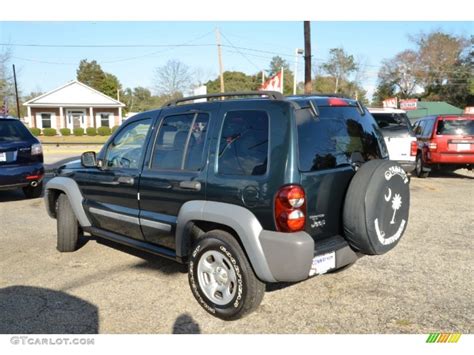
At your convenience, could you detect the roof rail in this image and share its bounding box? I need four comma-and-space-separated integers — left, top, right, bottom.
163, 91, 284, 107
287, 93, 353, 99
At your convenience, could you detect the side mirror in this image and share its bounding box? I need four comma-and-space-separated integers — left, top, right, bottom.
81, 151, 97, 168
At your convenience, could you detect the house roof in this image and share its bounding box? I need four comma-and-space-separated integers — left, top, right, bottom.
406, 101, 463, 120
23, 80, 125, 108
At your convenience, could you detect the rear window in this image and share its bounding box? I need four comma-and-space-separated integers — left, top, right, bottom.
296, 107, 388, 172
0, 120, 32, 141
436, 119, 474, 136
370, 112, 412, 134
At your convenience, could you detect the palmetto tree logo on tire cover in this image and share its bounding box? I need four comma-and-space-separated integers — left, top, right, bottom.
390, 193, 402, 224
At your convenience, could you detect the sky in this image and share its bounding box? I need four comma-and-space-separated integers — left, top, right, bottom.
1, 21, 472, 100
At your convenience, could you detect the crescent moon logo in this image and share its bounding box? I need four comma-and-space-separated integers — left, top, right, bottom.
384, 187, 392, 202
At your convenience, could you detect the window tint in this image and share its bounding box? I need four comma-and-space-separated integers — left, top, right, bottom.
296, 106, 387, 172
105, 118, 151, 169
436, 119, 474, 136
371, 113, 412, 133
414, 120, 426, 136
218, 110, 269, 176
0, 120, 32, 141
41, 114, 51, 129
152, 113, 209, 171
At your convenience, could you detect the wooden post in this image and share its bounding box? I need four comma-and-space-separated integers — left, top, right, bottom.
215, 28, 225, 93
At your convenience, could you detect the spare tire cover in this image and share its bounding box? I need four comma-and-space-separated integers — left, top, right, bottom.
343, 160, 410, 255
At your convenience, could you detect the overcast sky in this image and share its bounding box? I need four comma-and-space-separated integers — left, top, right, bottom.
1, 21, 472, 99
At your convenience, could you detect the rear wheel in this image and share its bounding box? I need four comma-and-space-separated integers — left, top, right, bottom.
415, 153, 429, 178
56, 193, 81, 252
188, 230, 265, 320
22, 181, 43, 198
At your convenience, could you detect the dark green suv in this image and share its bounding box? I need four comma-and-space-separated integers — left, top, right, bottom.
44, 92, 410, 320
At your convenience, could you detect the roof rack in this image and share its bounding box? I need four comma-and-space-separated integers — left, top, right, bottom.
287, 93, 353, 100
163, 91, 284, 107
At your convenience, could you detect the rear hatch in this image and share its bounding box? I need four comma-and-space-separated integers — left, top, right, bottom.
0, 119, 40, 166
433, 116, 474, 154
295, 101, 388, 241
370, 112, 416, 162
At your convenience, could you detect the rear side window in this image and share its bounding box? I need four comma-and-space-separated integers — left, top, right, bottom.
296, 107, 387, 172
0, 120, 32, 141
436, 119, 474, 136
422, 119, 435, 137
218, 110, 269, 176
371, 112, 412, 135
152, 113, 209, 171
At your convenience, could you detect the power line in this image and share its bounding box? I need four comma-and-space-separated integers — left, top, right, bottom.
220, 31, 261, 71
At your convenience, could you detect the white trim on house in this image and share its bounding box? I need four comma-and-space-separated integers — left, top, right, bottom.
65, 109, 87, 130
36, 112, 57, 130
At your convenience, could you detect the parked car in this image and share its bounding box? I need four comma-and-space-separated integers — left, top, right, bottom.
44, 92, 410, 320
0, 116, 44, 198
368, 108, 416, 172
412, 115, 474, 177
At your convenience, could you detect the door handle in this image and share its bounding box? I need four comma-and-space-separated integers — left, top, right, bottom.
117, 176, 135, 185
179, 181, 201, 191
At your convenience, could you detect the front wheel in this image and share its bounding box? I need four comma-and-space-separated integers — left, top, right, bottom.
56, 193, 81, 252
188, 230, 265, 320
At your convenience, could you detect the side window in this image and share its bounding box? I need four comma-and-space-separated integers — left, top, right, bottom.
422, 119, 435, 137
414, 120, 426, 136
105, 118, 152, 169
218, 110, 269, 176
152, 113, 209, 171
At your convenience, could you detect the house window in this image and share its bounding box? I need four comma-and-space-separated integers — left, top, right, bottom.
41, 114, 52, 129
100, 113, 110, 127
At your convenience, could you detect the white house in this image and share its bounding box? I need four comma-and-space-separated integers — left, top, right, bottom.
23, 80, 125, 130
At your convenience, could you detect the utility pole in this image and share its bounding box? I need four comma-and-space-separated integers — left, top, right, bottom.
215, 27, 225, 93
262, 70, 265, 85
12, 64, 21, 118
293, 48, 304, 95
303, 21, 312, 94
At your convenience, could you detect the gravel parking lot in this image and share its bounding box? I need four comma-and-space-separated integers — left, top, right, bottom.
0, 166, 472, 334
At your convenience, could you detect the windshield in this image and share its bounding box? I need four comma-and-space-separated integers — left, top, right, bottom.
371, 113, 412, 132
436, 119, 474, 136
0, 120, 32, 141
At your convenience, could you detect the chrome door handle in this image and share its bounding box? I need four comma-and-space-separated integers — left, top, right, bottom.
179, 181, 201, 191
117, 176, 135, 185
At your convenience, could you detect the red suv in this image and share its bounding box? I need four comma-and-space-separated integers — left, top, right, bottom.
413, 115, 474, 177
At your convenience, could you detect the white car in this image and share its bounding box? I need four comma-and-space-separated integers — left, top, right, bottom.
368, 108, 417, 172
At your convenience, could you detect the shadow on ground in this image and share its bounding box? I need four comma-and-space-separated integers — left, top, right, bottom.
0, 286, 98, 333
172, 313, 201, 334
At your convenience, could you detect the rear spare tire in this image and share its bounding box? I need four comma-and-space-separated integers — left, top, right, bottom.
343, 160, 410, 255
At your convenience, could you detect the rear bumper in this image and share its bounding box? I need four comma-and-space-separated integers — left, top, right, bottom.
259, 230, 359, 282
0, 163, 44, 189
427, 152, 474, 165
396, 160, 416, 173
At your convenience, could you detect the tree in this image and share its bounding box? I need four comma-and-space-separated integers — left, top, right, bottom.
76, 60, 122, 99
372, 82, 396, 106
154, 60, 192, 97
377, 50, 421, 99
206, 71, 260, 94
321, 48, 358, 93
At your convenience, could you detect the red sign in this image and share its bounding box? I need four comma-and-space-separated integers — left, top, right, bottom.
464, 107, 474, 114
383, 97, 398, 109
260, 70, 283, 93
400, 99, 418, 111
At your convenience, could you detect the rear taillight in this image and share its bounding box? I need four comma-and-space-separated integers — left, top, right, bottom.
31, 143, 43, 155
410, 141, 417, 156
428, 142, 437, 151
275, 185, 306, 232
327, 98, 349, 106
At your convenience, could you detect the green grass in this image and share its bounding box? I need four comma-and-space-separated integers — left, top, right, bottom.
38, 135, 109, 144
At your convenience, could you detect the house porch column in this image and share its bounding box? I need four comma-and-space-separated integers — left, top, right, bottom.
59, 106, 64, 129
118, 107, 123, 125
89, 107, 94, 128
27, 106, 32, 127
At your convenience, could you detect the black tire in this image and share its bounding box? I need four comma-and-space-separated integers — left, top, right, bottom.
343, 160, 410, 255
56, 193, 80, 252
188, 230, 265, 320
22, 181, 43, 199
415, 153, 429, 178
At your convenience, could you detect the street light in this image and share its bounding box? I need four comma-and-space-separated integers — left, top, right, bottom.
293, 48, 304, 95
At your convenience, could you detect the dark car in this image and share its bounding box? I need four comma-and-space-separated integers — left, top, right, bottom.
44, 92, 410, 320
0, 117, 44, 198
412, 115, 474, 177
